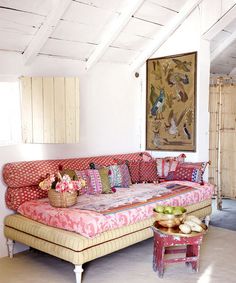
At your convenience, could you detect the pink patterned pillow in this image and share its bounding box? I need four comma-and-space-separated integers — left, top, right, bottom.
75, 169, 102, 195
119, 163, 132, 187
156, 154, 186, 178
140, 160, 159, 183
87, 169, 103, 194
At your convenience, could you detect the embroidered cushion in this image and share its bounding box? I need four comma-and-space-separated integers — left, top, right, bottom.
171, 167, 203, 184
118, 163, 132, 187
113, 158, 136, 185
98, 167, 112, 194
87, 169, 103, 194
166, 162, 208, 184
108, 165, 123, 187
75, 169, 102, 194
156, 154, 186, 178
179, 162, 208, 174
91, 161, 131, 188
139, 160, 159, 183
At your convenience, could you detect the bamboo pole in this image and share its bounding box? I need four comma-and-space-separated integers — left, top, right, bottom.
216, 78, 222, 210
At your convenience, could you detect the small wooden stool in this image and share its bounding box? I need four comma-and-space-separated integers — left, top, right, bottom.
152, 222, 206, 278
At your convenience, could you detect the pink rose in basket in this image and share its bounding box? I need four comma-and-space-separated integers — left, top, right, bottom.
39, 172, 85, 193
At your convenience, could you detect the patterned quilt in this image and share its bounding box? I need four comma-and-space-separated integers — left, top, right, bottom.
17, 181, 214, 238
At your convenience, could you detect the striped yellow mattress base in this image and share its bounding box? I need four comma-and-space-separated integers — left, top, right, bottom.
4, 199, 212, 265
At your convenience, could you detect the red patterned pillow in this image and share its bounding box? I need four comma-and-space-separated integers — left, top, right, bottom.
174, 167, 203, 184
156, 154, 186, 178
140, 160, 159, 183
179, 162, 208, 174
127, 160, 140, 183
166, 162, 208, 184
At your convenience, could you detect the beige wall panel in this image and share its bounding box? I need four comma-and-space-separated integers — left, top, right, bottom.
209, 131, 217, 150
21, 77, 32, 143
32, 77, 43, 143
75, 78, 80, 143
221, 169, 231, 197
221, 150, 236, 170
209, 86, 219, 113
43, 77, 55, 143
209, 80, 236, 199
21, 77, 80, 144
221, 169, 236, 198
221, 113, 236, 131
209, 149, 217, 167
209, 113, 217, 132
221, 132, 236, 151
221, 86, 236, 114
54, 77, 65, 143
65, 78, 76, 143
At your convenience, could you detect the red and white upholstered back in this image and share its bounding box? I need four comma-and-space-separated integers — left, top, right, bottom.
3, 152, 150, 210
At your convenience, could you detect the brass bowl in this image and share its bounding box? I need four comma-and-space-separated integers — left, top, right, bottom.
153, 212, 186, 228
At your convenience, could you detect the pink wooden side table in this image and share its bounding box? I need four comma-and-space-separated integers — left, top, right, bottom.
152, 222, 206, 278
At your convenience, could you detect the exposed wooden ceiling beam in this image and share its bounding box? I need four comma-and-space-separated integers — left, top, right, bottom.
86, 0, 145, 70
23, 0, 71, 65
129, 0, 204, 72
202, 3, 236, 41
211, 30, 236, 62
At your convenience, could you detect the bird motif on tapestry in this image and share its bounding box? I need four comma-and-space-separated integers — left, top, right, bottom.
165, 108, 188, 136
183, 123, 191, 139
166, 70, 189, 102
172, 59, 192, 72
150, 86, 165, 119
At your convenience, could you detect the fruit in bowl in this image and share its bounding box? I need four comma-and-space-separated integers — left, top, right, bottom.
153, 205, 187, 228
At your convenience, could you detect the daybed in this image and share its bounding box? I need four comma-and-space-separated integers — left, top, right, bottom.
3, 152, 213, 283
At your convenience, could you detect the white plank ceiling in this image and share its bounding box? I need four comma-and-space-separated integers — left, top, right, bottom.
0, 0, 191, 66
1, 0, 234, 74
211, 17, 236, 75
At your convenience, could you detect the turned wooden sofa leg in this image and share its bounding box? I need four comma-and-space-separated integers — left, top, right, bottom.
204, 215, 211, 227
74, 265, 83, 283
7, 239, 14, 258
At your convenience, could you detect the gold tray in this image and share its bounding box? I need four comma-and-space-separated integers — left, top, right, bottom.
152, 221, 208, 237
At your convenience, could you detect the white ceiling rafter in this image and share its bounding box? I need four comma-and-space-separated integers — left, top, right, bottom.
85, 0, 145, 71
202, 3, 236, 41
129, 0, 204, 73
23, 0, 71, 65
211, 30, 236, 62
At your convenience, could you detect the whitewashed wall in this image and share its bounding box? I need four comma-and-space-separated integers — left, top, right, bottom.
0, 61, 142, 257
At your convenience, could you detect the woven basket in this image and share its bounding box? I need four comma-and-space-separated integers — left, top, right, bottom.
48, 189, 77, 208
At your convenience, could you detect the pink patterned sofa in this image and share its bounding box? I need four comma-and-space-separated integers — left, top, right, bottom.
3, 152, 213, 283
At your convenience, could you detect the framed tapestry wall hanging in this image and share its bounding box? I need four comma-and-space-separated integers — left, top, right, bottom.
146, 51, 197, 152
